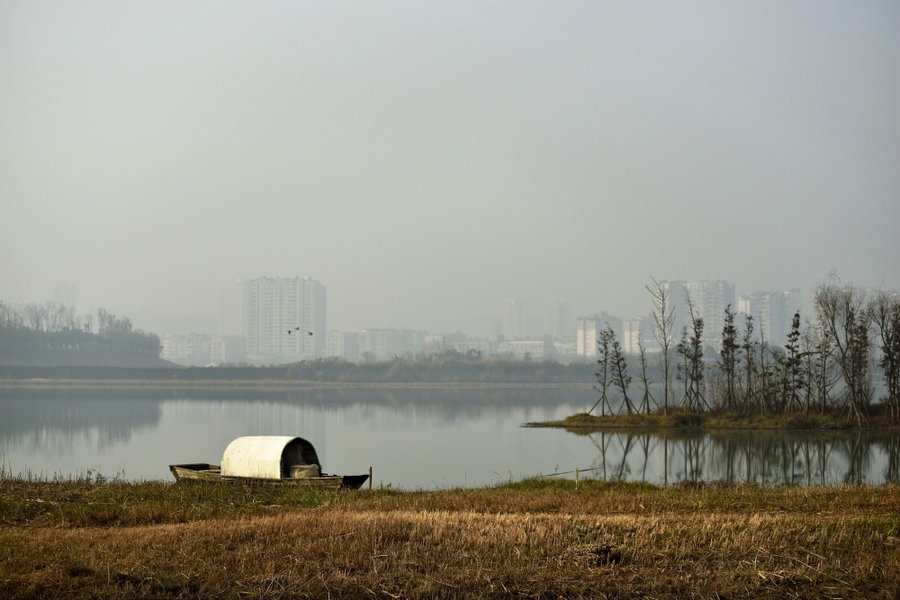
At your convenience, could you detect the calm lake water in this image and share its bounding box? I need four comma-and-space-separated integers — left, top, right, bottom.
1, 387, 897, 489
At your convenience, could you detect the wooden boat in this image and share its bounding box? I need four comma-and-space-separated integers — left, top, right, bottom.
169, 436, 369, 490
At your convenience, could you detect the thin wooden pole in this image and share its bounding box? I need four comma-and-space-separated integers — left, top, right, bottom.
368, 466, 373, 490
575, 468, 580, 489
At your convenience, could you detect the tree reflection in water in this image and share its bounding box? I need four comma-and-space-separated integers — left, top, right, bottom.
579, 429, 898, 485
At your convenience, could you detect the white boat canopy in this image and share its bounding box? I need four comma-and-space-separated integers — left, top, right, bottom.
220, 436, 322, 480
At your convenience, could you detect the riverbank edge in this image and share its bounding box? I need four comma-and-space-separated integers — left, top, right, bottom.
526, 411, 900, 431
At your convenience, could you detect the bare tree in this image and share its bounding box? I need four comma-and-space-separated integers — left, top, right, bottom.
802, 319, 838, 415
647, 277, 675, 414
676, 326, 691, 409
637, 340, 655, 415
870, 291, 900, 421
814, 278, 872, 425
24, 303, 48, 331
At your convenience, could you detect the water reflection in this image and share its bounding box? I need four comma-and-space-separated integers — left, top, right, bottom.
0, 395, 161, 456
572, 429, 899, 486
1, 388, 896, 488
0, 387, 592, 485
0, 386, 594, 451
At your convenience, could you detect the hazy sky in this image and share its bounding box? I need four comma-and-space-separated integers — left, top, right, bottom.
2, 1, 899, 335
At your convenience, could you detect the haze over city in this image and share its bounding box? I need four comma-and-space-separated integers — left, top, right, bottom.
2, 2, 899, 337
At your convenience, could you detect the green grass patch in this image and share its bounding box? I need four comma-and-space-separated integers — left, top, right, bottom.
4, 472, 897, 528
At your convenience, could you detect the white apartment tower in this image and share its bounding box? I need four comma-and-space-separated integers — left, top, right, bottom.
241, 277, 326, 363
662, 280, 735, 351
576, 313, 622, 358
737, 289, 802, 347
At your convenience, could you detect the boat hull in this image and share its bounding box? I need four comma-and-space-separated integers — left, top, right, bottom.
169, 463, 368, 489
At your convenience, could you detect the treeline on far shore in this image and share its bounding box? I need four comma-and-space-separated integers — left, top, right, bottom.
0, 356, 595, 385
0, 303, 165, 368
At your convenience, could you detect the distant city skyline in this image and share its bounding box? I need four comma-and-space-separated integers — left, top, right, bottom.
144, 275, 881, 365
21, 274, 882, 343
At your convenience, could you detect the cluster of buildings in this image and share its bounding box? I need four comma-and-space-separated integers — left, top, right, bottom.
160, 277, 804, 367
574, 282, 803, 361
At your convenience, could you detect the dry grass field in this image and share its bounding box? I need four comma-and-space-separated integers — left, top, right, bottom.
1, 476, 898, 599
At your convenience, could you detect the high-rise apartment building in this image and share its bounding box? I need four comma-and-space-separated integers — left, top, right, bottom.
502, 299, 531, 340
684, 280, 735, 350
576, 313, 622, 358
358, 329, 426, 362
622, 316, 654, 354
241, 277, 326, 363
662, 280, 735, 351
543, 299, 570, 341
737, 289, 802, 347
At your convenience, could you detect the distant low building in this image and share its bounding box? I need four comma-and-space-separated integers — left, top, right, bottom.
497, 340, 550, 361
162, 334, 246, 366
325, 331, 359, 362
358, 329, 426, 362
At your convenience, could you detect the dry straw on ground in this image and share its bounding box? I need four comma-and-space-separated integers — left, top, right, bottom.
1, 478, 898, 599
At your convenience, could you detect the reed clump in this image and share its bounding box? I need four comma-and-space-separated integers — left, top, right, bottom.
1, 474, 898, 599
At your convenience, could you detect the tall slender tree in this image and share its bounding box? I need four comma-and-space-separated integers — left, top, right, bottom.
870, 291, 900, 421
637, 340, 655, 415
684, 295, 706, 411
782, 311, 804, 412
647, 277, 675, 415
741, 314, 756, 412
719, 304, 739, 411
588, 327, 616, 416
609, 335, 634, 415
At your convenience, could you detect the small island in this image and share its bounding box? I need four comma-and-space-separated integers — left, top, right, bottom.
530, 408, 900, 431
538, 279, 900, 432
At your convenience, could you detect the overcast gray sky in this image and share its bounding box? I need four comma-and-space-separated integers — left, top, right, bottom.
2, 1, 899, 335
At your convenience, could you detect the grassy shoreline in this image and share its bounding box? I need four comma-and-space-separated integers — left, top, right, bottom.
529, 410, 900, 431
1, 477, 898, 599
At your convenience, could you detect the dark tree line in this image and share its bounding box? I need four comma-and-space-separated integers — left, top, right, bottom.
0, 302, 162, 366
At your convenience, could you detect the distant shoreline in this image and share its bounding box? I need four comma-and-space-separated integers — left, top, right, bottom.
0, 363, 595, 387
0, 378, 591, 390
